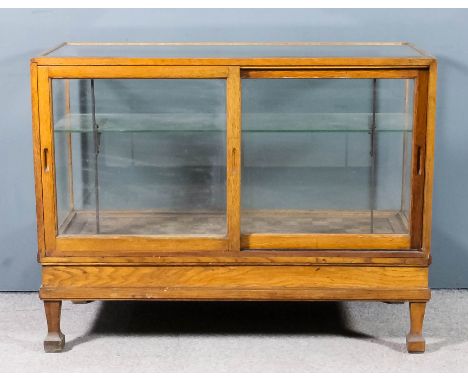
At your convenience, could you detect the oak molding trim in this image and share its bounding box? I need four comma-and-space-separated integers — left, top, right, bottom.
39, 286, 431, 301
41, 250, 429, 267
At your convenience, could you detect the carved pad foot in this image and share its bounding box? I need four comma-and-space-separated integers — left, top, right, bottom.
406, 333, 425, 353
44, 332, 65, 353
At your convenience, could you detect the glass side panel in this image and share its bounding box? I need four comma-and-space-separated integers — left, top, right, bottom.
52, 79, 226, 236
241, 78, 414, 235
47, 43, 425, 58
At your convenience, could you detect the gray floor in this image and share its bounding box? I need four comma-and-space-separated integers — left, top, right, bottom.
0, 290, 467, 372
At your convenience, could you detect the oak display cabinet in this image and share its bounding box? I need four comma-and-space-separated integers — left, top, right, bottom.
30, 42, 437, 353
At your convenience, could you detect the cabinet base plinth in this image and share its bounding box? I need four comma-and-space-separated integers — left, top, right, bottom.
40, 264, 429, 352
40, 264, 430, 301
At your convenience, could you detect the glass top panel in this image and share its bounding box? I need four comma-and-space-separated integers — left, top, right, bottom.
46, 43, 426, 58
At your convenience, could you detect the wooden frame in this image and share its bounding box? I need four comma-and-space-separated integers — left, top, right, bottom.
31, 42, 437, 353
36, 65, 428, 254
36, 65, 237, 253
32, 42, 434, 68
239, 68, 426, 250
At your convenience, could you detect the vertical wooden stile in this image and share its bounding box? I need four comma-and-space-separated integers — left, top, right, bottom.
37, 66, 57, 251
422, 62, 438, 254
409, 70, 429, 249
30, 62, 46, 258
226, 66, 241, 251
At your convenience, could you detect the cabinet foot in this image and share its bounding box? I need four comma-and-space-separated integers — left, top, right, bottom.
406, 302, 426, 353
44, 301, 65, 353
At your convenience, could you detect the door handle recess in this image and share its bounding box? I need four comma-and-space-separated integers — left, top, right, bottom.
232, 147, 237, 168
416, 145, 423, 176
43, 148, 49, 172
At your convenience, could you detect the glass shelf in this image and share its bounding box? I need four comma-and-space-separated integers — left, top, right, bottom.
54, 112, 412, 133
54, 113, 225, 133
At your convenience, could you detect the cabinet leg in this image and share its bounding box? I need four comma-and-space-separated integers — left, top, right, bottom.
44, 301, 65, 353
406, 302, 426, 353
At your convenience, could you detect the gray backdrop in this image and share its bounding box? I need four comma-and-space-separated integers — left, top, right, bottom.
0, 8, 466, 290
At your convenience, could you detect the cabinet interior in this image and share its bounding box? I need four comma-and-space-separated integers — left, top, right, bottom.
52, 76, 414, 239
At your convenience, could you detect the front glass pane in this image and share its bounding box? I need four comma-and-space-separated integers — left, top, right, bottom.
241, 78, 414, 235
52, 79, 226, 236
